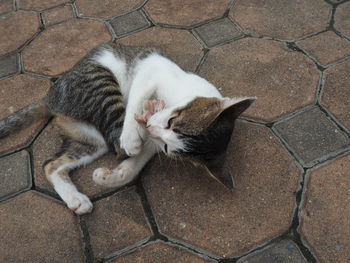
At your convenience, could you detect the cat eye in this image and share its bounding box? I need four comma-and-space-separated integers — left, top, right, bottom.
166, 117, 176, 129
164, 144, 168, 153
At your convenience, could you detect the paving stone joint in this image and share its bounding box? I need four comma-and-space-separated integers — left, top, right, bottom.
1, 0, 350, 262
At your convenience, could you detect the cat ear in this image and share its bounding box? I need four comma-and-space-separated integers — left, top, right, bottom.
218, 97, 256, 119
190, 157, 235, 189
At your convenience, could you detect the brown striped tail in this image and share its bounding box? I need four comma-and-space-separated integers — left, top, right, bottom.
0, 99, 52, 138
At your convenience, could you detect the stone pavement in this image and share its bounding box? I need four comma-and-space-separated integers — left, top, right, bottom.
0, 0, 350, 262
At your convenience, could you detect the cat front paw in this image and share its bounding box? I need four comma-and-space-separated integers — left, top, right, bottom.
93, 165, 135, 188
66, 192, 93, 215
120, 128, 142, 156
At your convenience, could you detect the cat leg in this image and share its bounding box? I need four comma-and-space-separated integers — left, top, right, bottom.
120, 74, 159, 156
93, 140, 157, 188
44, 118, 108, 214
44, 140, 107, 215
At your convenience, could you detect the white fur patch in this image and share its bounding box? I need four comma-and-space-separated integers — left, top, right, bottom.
93, 49, 129, 97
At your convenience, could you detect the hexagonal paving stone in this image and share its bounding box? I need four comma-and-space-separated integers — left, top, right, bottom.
0, 151, 31, 201
75, 0, 144, 19
118, 27, 203, 72
198, 38, 319, 122
142, 121, 301, 258
297, 31, 350, 66
0, 53, 18, 78
112, 242, 214, 262
274, 106, 350, 167
299, 154, 350, 263
0, 74, 50, 155
193, 18, 243, 48
0, 191, 84, 262
23, 19, 112, 76
110, 10, 151, 37
335, 2, 350, 38
18, 0, 69, 11
0, 11, 40, 56
0, 0, 13, 15
32, 123, 123, 199
145, 0, 231, 27
230, 0, 332, 40
43, 4, 75, 27
237, 240, 307, 263
83, 188, 151, 259
321, 61, 350, 131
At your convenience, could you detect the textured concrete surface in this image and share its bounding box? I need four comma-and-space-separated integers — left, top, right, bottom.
0, 75, 50, 154
42, 4, 75, 27
237, 240, 307, 263
143, 121, 301, 258
198, 38, 319, 122
112, 242, 215, 262
0, 53, 18, 78
0, 151, 31, 200
298, 31, 350, 66
193, 18, 243, 48
274, 107, 350, 167
230, 0, 332, 40
300, 154, 350, 263
1, 1, 349, 262
0, 192, 84, 262
83, 188, 152, 258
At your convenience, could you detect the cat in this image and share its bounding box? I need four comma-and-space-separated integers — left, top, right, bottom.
0, 42, 255, 215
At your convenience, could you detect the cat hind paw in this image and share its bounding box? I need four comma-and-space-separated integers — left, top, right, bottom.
66, 192, 93, 215
93, 166, 133, 188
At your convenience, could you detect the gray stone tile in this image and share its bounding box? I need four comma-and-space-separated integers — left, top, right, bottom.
110, 10, 151, 37
0, 151, 31, 200
0, 53, 18, 78
274, 107, 350, 167
193, 18, 242, 47
237, 240, 307, 263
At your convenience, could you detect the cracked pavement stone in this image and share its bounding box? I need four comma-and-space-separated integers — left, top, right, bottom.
274, 106, 350, 167
299, 154, 350, 263
0, 151, 31, 201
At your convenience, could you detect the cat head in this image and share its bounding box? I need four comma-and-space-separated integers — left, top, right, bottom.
135, 97, 255, 188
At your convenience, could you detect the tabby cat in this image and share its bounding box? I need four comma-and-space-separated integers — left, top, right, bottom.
0, 43, 255, 215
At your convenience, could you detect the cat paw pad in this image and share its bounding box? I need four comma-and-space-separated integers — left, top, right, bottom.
93, 166, 134, 188
66, 193, 93, 215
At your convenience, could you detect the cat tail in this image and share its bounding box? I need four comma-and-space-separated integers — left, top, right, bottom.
0, 99, 52, 138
